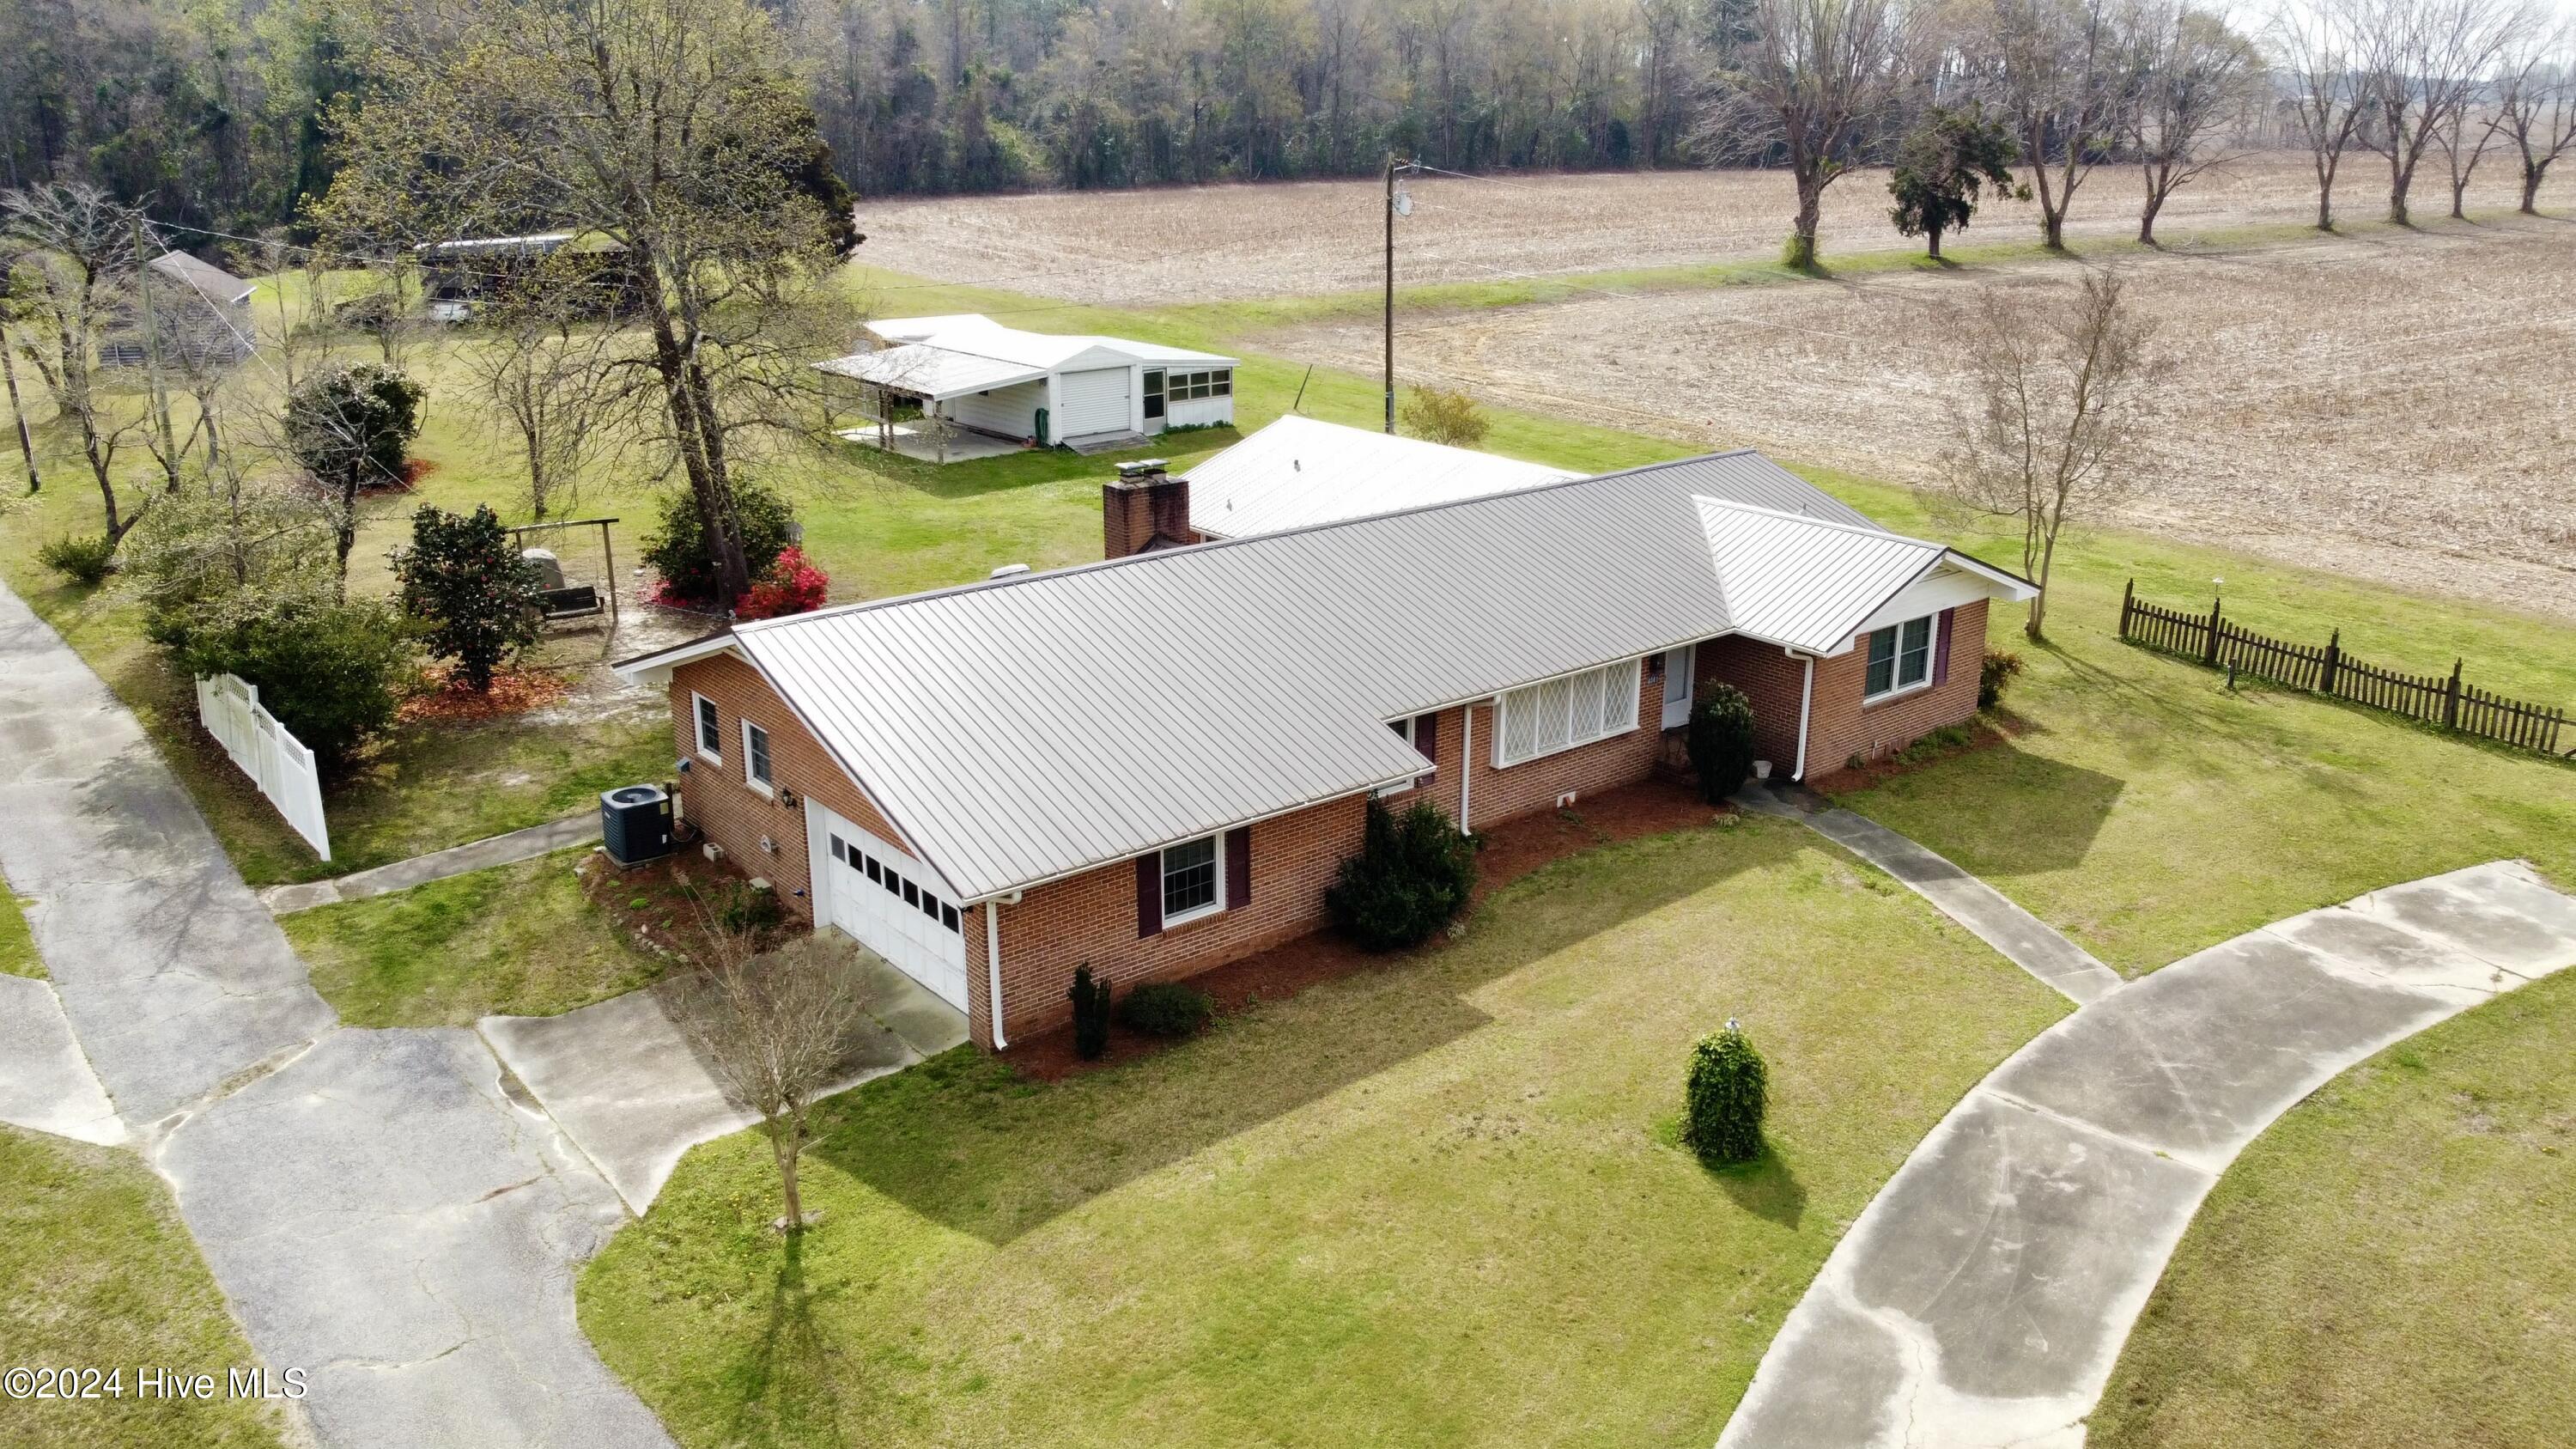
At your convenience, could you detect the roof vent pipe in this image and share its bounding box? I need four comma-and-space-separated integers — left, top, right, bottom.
991, 563, 1030, 578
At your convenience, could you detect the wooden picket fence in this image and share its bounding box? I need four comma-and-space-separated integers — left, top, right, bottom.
2118, 581, 2570, 758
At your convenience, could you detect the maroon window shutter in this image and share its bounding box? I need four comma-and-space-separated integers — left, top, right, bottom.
1136, 853, 1163, 936
1413, 713, 1438, 763
1933, 607, 1956, 686
1225, 826, 1251, 910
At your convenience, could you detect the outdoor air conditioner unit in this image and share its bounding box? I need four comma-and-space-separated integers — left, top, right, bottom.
599, 784, 674, 867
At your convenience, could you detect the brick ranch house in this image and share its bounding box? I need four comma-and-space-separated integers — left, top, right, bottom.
613, 449, 2033, 1050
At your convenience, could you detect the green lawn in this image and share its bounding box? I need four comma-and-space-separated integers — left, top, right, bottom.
0, 1127, 285, 1449
580, 817, 2068, 1448
283, 846, 666, 1026
2090, 966, 2576, 1449
1820, 472, 2576, 977
0, 891, 40, 978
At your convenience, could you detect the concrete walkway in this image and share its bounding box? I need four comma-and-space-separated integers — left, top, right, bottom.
0, 974, 125, 1145
1716, 859, 2576, 1449
263, 811, 600, 915
0, 581, 671, 1449
1741, 783, 2127, 1005
482, 951, 969, 1213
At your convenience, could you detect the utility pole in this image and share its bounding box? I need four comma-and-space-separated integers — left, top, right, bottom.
1383, 152, 1396, 435
130, 216, 180, 490
0, 318, 38, 493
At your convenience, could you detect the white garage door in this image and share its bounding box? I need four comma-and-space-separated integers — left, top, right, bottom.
811, 804, 969, 1012
1056, 366, 1132, 436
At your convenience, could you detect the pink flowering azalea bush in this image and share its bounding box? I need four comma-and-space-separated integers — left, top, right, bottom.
733, 547, 829, 620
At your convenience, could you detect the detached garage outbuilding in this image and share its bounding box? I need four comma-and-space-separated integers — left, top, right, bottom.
817, 314, 1237, 460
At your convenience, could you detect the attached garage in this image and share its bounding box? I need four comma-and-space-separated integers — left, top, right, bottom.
808, 802, 969, 1012
1054, 366, 1133, 439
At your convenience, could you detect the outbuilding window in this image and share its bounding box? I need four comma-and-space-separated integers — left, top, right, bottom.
742, 719, 774, 795
1143, 369, 1165, 421
694, 694, 721, 762
1161, 834, 1222, 923
1492, 658, 1642, 768
1866, 615, 1937, 701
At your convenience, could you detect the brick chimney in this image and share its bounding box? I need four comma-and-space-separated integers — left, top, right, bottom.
1102, 460, 1200, 559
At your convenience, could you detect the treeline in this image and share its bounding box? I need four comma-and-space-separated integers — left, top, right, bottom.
0, 0, 1721, 230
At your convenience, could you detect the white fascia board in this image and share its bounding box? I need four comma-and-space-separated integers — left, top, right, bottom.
611, 635, 744, 689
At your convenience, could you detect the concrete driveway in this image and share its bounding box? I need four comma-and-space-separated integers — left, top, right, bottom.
0, 583, 672, 1449
1716, 859, 2576, 1449
481, 950, 964, 1214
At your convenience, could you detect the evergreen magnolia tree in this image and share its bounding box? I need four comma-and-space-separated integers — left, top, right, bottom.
1683, 1021, 1769, 1166
1887, 104, 2024, 259
393, 504, 544, 692
318, 0, 860, 611
283, 362, 423, 584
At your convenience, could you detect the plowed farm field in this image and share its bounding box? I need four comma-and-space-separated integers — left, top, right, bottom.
1268, 218, 2576, 618
858, 152, 2530, 307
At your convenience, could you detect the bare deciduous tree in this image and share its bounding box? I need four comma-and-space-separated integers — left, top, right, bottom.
1942, 270, 2162, 640
2269, 0, 2369, 230
2354, 0, 2528, 226
2124, 1, 2265, 245
2494, 21, 2576, 212
2, 182, 153, 542
1699, 0, 1920, 271
464, 306, 631, 521
1978, 0, 2126, 250
679, 916, 875, 1234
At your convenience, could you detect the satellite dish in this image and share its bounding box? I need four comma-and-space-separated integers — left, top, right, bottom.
1393, 183, 1413, 218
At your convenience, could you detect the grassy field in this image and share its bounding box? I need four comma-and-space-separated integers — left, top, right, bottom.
281, 846, 666, 1026
580, 816, 2068, 1448
2090, 967, 2576, 1448
0, 1127, 285, 1449
0, 891, 40, 978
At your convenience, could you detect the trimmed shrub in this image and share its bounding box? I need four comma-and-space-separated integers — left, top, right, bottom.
1324, 799, 1478, 952
1067, 964, 1112, 1059
735, 545, 829, 621
1978, 649, 2026, 711
640, 480, 797, 609
174, 590, 416, 773
1686, 683, 1759, 802
1683, 1023, 1768, 1166
283, 362, 425, 496
1117, 980, 1214, 1038
37, 534, 115, 587
393, 503, 545, 691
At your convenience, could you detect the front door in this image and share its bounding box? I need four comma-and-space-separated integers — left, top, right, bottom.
1661, 646, 1696, 729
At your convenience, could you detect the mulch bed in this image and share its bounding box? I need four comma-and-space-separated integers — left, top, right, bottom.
1801, 713, 2021, 795
574, 845, 805, 967
397, 665, 575, 725
1004, 776, 1731, 1083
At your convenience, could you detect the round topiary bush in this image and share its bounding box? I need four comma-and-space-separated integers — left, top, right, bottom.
1686, 683, 1759, 803
1682, 1022, 1768, 1166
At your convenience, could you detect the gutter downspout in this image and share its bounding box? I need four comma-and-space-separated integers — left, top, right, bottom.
1459, 700, 1480, 835
983, 892, 1022, 1050
1788, 648, 1816, 782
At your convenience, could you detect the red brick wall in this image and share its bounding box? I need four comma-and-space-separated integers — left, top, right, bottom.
666, 653, 914, 920
1698, 636, 1811, 777
1694, 602, 1988, 779
1102, 475, 1200, 558
979, 793, 1370, 1044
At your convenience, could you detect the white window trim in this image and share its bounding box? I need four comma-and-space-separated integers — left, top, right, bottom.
1160, 833, 1226, 927
1863, 613, 1940, 705
1491, 658, 1643, 770
692, 692, 723, 764
741, 718, 774, 798
1377, 716, 1417, 798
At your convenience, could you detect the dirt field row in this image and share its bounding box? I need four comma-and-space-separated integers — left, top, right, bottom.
1266, 217, 2576, 620
859, 152, 2539, 307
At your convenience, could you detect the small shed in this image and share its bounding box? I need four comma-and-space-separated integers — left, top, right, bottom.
816, 314, 1236, 460
103, 253, 257, 368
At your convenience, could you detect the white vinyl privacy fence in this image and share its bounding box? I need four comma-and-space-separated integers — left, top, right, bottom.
196, 673, 330, 861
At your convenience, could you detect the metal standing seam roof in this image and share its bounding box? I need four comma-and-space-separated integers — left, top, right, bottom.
620, 450, 2026, 903
1186, 415, 1578, 538
866, 314, 1237, 369
814, 344, 1049, 400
